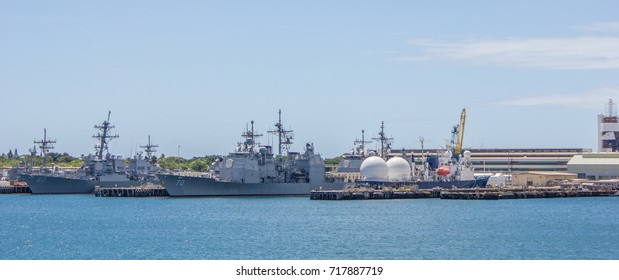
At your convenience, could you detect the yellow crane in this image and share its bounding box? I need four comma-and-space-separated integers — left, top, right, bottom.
453, 108, 466, 157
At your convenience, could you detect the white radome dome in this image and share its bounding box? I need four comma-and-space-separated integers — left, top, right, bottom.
386, 157, 411, 181
463, 150, 471, 158
360, 156, 388, 181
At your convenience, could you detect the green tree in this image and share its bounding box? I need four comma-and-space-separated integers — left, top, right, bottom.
324, 156, 342, 165
156, 156, 217, 172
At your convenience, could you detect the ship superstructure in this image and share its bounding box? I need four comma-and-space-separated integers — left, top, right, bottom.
20, 112, 158, 194
33, 128, 56, 173
333, 130, 371, 182
158, 111, 345, 196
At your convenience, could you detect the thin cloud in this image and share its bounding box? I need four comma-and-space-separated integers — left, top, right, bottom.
495, 88, 619, 108
391, 56, 430, 62
403, 37, 619, 69
573, 21, 619, 32
357, 50, 400, 56
0, 13, 68, 23
274, 25, 296, 30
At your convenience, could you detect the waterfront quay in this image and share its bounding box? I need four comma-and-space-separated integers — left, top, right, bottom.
311, 186, 618, 200
310, 187, 441, 200
95, 185, 169, 197
440, 186, 617, 200
0, 185, 31, 194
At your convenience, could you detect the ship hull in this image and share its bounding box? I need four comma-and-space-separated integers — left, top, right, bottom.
21, 174, 148, 194
158, 174, 345, 197
21, 174, 97, 194
416, 177, 489, 189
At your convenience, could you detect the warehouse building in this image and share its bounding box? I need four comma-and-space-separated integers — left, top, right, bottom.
510, 171, 576, 187
567, 153, 619, 180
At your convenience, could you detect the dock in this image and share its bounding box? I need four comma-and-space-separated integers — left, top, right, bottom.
0, 185, 31, 194
440, 186, 618, 200
310, 187, 440, 200
95, 185, 169, 197
311, 186, 618, 201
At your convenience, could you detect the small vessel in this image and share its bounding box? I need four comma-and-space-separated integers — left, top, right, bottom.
20, 112, 158, 194
158, 110, 346, 196
412, 108, 489, 188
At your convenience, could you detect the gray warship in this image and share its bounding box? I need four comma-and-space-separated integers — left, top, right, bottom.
158, 111, 346, 196
21, 112, 158, 194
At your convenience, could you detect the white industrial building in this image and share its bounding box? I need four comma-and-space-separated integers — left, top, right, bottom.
564, 99, 619, 180
567, 153, 619, 180
395, 148, 589, 172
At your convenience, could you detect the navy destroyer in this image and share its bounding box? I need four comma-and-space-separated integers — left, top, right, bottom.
158, 111, 346, 196
21, 112, 158, 194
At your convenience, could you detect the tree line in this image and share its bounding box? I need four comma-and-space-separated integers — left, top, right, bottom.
156, 155, 220, 172
0, 151, 82, 168
1, 151, 342, 172
0, 150, 221, 172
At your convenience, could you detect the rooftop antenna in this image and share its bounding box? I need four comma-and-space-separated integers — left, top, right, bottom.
33, 128, 56, 171
93, 111, 119, 160
608, 99, 615, 117
268, 109, 294, 156
372, 121, 393, 158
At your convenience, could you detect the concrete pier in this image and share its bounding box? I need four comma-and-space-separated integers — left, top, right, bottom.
440, 187, 618, 200
310, 187, 440, 200
95, 185, 169, 197
311, 186, 618, 201
0, 185, 31, 194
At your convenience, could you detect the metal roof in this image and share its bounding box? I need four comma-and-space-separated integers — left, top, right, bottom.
512, 171, 576, 176
567, 154, 619, 166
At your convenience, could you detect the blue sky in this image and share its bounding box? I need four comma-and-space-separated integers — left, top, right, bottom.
1, 1, 618, 158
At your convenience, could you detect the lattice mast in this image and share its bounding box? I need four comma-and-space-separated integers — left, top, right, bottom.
140, 135, 159, 160
372, 121, 393, 158
241, 120, 263, 152
268, 110, 294, 156
93, 111, 119, 159
354, 130, 372, 156
33, 128, 56, 170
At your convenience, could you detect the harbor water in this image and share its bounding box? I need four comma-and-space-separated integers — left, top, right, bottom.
1, 195, 617, 260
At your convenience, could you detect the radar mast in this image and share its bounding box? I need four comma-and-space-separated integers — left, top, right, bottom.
372, 121, 393, 158
268, 110, 294, 156
93, 111, 119, 160
140, 135, 159, 161
240, 120, 263, 152
353, 130, 372, 156
33, 128, 56, 171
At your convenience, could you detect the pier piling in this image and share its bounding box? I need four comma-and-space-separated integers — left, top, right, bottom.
95, 186, 169, 197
